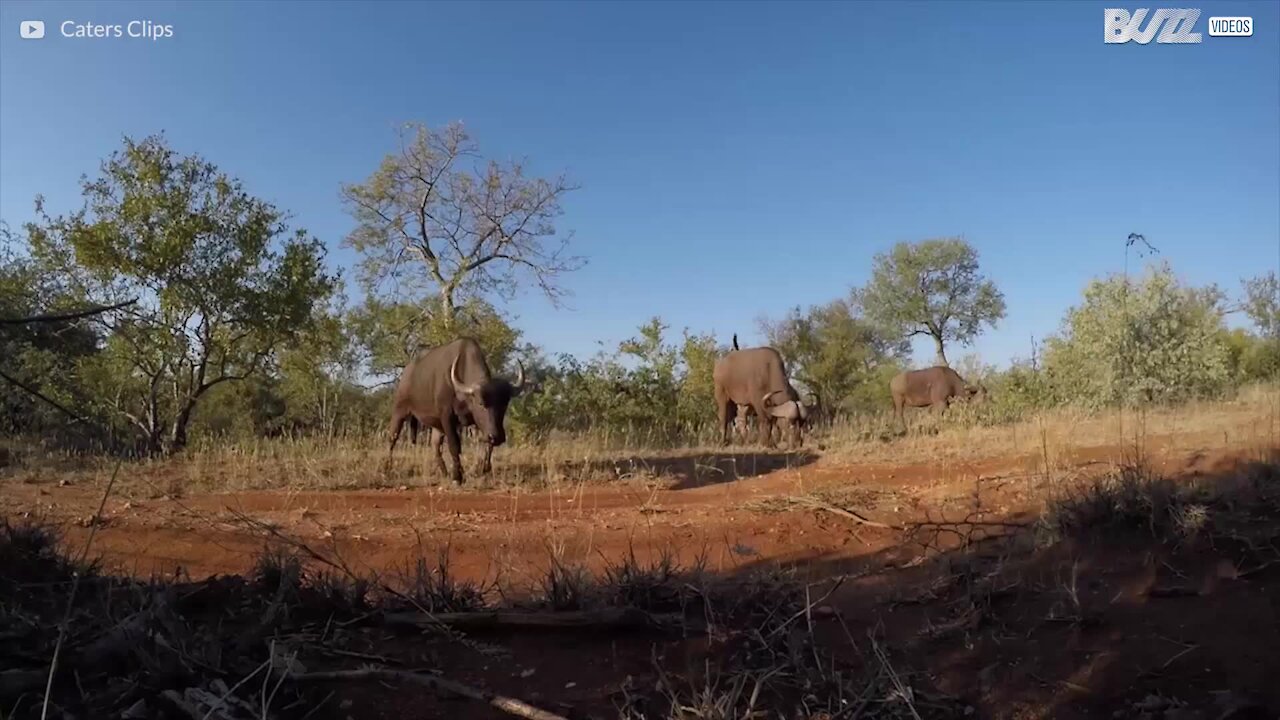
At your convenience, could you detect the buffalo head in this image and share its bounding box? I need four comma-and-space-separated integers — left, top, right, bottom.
450, 357, 526, 447
763, 391, 811, 425
966, 384, 988, 403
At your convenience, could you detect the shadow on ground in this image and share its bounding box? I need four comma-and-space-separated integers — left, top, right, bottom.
397, 446, 823, 490
6, 452, 1277, 720
714, 453, 1280, 720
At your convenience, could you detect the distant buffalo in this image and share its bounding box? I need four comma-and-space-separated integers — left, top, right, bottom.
889, 366, 985, 430
388, 338, 525, 484
714, 342, 809, 448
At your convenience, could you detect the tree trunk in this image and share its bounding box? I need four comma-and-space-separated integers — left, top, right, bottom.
166, 399, 198, 453
932, 334, 949, 367
440, 287, 457, 334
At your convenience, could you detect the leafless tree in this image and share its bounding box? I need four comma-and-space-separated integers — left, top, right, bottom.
342, 122, 584, 332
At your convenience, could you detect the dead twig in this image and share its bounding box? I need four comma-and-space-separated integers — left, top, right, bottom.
765, 575, 846, 640
784, 495, 899, 530
869, 632, 923, 720
382, 607, 685, 632
290, 669, 569, 720
41, 458, 122, 720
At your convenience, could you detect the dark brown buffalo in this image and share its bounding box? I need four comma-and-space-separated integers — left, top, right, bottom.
889, 366, 985, 429
714, 345, 809, 448
387, 338, 525, 484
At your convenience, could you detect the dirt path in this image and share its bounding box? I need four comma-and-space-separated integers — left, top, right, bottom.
1, 435, 1251, 585
4, 423, 1278, 720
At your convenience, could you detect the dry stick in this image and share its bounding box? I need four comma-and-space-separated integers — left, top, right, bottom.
0, 369, 90, 425
383, 607, 684, 632
40, 458, 123, 720
1160, 643, 1200, 670
785, 495, 899, 530
290, 669, 568, 720
869, 633, 923, 720
764, 575, 847, 640
199, 658, 271, 720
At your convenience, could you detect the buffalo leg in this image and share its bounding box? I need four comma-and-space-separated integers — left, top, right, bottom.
480, 442, 494, 475
431, 429, 448, 477
717, 397, 735, 447
893, 396, 907, 433
408, 416, 420, 445
442, 417, 465, 485
752, 400, 775, 448
387, 409, 410, 462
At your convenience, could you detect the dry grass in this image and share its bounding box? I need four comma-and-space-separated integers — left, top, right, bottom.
3, 385, 1277, 495
1, 515, 966, 720
824, 383, 1279, 466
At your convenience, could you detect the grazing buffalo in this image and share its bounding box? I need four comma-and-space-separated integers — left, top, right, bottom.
889, 366, 985, 430
714, 344, 809, 448
388, 338, 525, 484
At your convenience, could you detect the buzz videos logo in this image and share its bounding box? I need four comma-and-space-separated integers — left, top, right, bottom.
1105, 8, 1203, 43
1105, 8, 1254, 43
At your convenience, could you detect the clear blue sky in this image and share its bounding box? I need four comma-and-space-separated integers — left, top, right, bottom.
2, 1, 1277, 367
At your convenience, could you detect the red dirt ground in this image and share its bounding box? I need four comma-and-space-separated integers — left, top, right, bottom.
3, 436, 1278, 719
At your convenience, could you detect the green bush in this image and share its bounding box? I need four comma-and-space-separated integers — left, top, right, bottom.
1042, 262, 1232, 408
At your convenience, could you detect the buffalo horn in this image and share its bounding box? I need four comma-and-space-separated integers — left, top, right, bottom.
513, 360, 526, 393
450, 356, 480, 396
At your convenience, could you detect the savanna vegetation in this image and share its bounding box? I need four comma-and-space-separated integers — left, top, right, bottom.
4, 126, 1280, 720
3, 127, 1277, 464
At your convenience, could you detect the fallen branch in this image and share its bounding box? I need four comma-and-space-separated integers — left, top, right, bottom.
383, 607, 685, 632
1147, 585, 1200, 599
785, 495, 899, 530
290, 669, 568, 720
0, 298, 138, 325
0, 668, 44, 699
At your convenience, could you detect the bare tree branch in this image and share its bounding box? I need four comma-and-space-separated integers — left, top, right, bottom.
0, 298, 138, 325
0, 369, 89, 425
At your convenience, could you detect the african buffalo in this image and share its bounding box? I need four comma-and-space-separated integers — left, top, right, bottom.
714, 344, 809, 448
889, 366, 985, 430
388, 338, 525, 484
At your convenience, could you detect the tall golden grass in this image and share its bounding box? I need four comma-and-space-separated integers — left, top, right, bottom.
4, 383, 1277, 496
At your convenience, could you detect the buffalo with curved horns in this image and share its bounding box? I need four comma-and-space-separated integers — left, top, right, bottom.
387, 338, 525, 484
714, 342, 809, 448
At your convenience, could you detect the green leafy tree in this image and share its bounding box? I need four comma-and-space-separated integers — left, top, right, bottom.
1238, 273, 1280, 381
0, 229, 104, 434
275, 309, 362, 437
1042, 262, 1230, 407
341, 122, 583, 340
348, 296, 520, 379
860, 238, 1006, 366
26, 135, 336, 453
507, 319, 724, 446
1242, 272, 1280, 339
677, 330, 721, 427
760, 295, 910, 417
